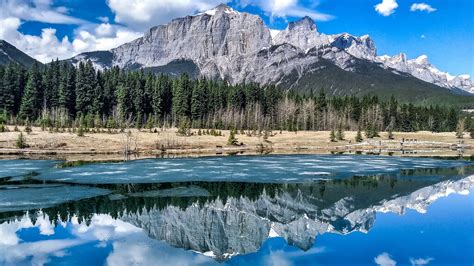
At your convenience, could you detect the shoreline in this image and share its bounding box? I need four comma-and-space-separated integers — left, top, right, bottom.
0, 126, 472, 162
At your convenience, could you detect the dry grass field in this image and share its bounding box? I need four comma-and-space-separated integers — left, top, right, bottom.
0, 126, 472, 161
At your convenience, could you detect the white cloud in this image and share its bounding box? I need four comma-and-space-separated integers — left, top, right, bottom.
238, 0, 333, 21
410, 257, 434, 266
106, 0, 230, 31
374, 252, 397, 266
375, 0, 398, 16
0, 16, 141, 63
410, 3, 436, 13
0, 0, 142, 62
97, 16, 110, 23
0, 0, 85, 25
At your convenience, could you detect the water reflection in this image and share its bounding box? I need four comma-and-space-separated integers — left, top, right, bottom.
0, 156, 473, 265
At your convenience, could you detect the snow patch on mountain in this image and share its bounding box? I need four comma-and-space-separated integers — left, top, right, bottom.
65, 4, 473, 94
377, 53, 474, 93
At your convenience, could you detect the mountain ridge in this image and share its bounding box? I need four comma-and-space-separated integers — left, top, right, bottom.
1, 4, 472, 97
64, 4, 473, 95
0, 40, 40, 67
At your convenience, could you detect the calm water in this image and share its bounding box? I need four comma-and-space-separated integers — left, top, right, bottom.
0, 155, 473, 266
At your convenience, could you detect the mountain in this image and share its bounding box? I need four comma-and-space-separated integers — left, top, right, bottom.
377, 54, 474, 94
66, 4, 473, 97
118, 175, 473, 261
0, 40, 40, 67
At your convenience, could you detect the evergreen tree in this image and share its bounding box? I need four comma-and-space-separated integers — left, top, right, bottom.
116, 84, 132, 122
336, 124, 345, 140
191, 79, 208, 123
58, 63, 76, 117
227, 129, 238, 145
330, 129, 336, 142
1, 64, 17, 115
75, 61, 96, 116
355, 127, 363, 142
16, 132, 27, 149
455, 118, 465, 139
43, 59, 60, 109
172, 74, 192, 119
19, 63, 42, 119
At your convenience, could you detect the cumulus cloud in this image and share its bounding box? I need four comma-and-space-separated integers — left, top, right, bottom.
410, 3, 436, 13
106, 0, 229, 31
375, 0, 398, 16
238, 0, 333, 21
0, 0, 85, 24
0, 16, 141, 62
0, 0, 141, 62
374, 252, 397, 266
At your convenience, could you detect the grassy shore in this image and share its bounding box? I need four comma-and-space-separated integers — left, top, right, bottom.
0, 126, 472, 161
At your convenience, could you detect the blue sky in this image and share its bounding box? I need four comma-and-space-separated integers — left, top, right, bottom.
0, 0, 472, 76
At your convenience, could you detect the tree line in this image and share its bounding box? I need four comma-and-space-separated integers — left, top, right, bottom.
0, 60, 472, 134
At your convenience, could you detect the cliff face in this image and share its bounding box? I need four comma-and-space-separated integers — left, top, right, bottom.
66, 4, 473, 94
120, 175, 474, 261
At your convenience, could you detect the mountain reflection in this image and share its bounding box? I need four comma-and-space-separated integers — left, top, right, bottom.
1, 164, 472, 262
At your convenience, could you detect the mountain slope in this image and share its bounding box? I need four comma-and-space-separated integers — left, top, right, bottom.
0, 40, 40, 67
65, 4, 473, 98
283, 58, 473, 105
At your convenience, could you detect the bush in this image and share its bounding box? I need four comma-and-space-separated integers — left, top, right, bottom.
227, 129, 238, 145
16, 132, 27, 149
77, 126, 85, 137
24, 124, 32, 134
0, 124, 7, 133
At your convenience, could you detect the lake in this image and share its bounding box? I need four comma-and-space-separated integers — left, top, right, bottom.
0, 155, 473, 265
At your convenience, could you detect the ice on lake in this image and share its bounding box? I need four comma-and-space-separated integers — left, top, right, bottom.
32, 155, 473, 184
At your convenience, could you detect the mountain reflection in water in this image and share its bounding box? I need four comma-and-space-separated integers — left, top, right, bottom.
0, 155, 473, 265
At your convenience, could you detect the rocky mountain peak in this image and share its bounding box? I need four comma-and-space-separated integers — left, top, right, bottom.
273, 16, 321, 51
202, 3, 239, 16
413, 55, 429, 65
330, 33, 377, 60
65, 6, 474, 95
288, 16, 317, 32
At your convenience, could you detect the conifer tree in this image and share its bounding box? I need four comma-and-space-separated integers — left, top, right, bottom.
455, 118, 465, 139
16, 132, 27, 149
19, 63, 42, 119
75, 61, 96, 116
336, 123, 345, 140
58, 64, 76, 117
1, 64, 18, 115
191, 79, 208, 123
227, 129, 238, 145
172, 74, 192, 119
355, 127, 363, 142
330, 129, 336, 142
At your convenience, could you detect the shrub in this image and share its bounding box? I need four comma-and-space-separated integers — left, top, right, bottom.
16, 132, 27, 149
77, 126, 85, 137
227, 129, 238, 145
